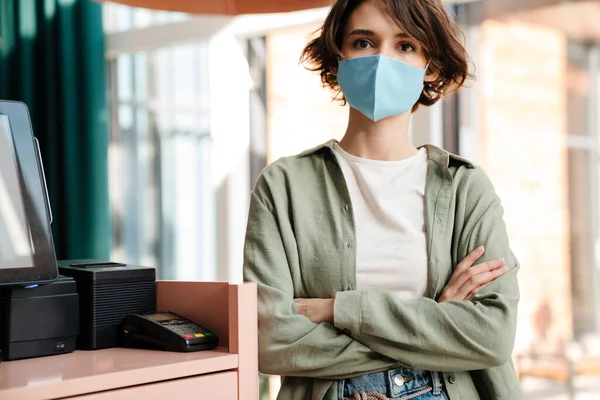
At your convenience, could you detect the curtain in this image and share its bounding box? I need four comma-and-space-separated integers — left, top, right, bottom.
0, 0, 110, 260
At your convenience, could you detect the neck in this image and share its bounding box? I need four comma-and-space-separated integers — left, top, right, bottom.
338, 108, 418, 161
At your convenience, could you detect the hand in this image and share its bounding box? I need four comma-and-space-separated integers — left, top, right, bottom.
438, 246, 508, 303
294, 298, 335, 324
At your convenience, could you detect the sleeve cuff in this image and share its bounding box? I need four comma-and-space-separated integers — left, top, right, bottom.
334, 290, 362, 337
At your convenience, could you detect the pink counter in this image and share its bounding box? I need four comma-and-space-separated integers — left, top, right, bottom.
0, 282, 258, 400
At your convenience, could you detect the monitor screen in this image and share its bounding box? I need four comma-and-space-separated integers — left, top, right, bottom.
0, 100, 57, 288
0, 115, 34, 269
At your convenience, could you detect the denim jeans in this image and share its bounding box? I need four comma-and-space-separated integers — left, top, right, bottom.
339, 367, 449, 400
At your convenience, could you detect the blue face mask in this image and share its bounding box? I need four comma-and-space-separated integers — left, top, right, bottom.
337, 54, 427, 122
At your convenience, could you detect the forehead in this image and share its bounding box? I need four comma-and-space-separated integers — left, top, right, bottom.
344, 0, 405, 35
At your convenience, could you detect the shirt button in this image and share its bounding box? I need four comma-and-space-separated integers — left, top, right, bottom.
344, 204, 349, 212
393, 375, 405, 386
347, 241, 352, 248
436, 218, 442, 224
448, 375, 456, 384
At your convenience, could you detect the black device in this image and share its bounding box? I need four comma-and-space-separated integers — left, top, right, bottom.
121, 311, 219, 352
0, 100, 58, 288
58, 260, 156, 350
0, 275, 79, 361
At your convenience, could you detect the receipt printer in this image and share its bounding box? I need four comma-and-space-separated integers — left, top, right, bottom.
58, 260, 156, 350
0, 276, 79, 361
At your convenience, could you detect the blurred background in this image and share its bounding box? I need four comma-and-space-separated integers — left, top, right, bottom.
1, 0, 600, 398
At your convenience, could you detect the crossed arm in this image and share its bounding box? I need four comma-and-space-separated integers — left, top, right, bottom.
244, 174, 519, 377
294, 245, 507, 324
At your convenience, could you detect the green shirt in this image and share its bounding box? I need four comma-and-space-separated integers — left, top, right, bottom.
243, 140, 522, 400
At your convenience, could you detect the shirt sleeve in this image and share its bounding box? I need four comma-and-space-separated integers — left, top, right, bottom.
244, 186, 399, 379
333, 167, 520, 372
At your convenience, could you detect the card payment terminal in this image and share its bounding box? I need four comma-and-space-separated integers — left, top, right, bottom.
121, 311, 219, 352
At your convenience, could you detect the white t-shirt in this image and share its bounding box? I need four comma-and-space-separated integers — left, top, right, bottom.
332, 142, 429, 301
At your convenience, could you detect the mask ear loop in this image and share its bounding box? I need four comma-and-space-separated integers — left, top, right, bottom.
424, 61, 432, 90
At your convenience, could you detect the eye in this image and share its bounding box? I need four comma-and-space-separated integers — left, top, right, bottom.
399, 43, 416, 52
353, 39, 373, 49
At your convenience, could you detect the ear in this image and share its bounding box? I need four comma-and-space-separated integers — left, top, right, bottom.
424, 63, 439, 83
330, 64, 338, 77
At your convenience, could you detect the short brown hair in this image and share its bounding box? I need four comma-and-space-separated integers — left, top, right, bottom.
300, 0, 474, 110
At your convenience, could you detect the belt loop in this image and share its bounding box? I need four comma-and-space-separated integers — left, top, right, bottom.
338, 379, 346, 399
431, 372, 443, 394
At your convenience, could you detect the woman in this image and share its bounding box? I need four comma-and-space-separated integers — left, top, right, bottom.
243, 0, 521, 399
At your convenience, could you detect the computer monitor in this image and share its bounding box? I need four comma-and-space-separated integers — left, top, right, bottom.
0, 100, 58, 287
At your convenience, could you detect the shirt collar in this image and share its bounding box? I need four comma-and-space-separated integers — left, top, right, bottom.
298, 139, 476, 169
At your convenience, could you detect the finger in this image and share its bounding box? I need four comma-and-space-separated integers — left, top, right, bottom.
455, 246, 485, 272
446, 246, 486, 288
441, 257, 503, 302
452, 257, 504, 292
456, 264, 508, 300
465, 258, 505, 279
294, 299, 305, 312
465, 263, 507, 291
438, 291, 450, 303
455, 264, 505, 300
466, 281, 492, 301
440, 260, 506, 302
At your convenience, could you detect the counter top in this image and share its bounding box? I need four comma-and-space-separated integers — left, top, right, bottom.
0, 347, 238, 400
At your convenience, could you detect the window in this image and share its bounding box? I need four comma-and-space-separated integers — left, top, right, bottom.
566, 42, 600, 336
103, 3, 190, 34
454, 0, 600, 345
105, 8, 214, 280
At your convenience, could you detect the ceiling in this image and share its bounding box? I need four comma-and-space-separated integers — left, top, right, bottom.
97, 0, 331, 15
98, 0, 482, 16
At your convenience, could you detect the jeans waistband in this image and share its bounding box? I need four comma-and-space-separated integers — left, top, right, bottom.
339, 367, 444, 399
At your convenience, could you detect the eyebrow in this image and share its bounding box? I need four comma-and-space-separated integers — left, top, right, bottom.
347, 29, 410, 38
